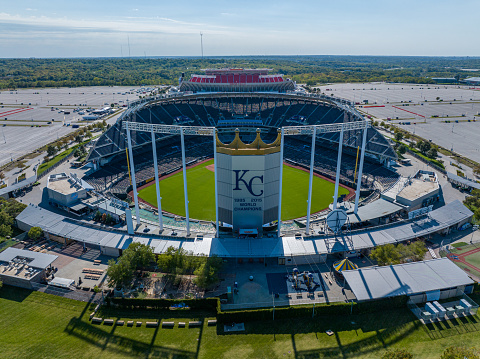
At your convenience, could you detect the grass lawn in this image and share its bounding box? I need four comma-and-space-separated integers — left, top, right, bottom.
2, 286, 480, 358
37, 148, 74, 176
450, 242, 480, 255
451, 242, 468, 248
138, 160, 348, 221
0, 238, 17, 252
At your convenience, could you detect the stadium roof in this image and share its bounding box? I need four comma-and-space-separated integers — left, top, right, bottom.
16, 200, 472, 257
0, 247, 57, 269
342, 258, 474, 301
348, 198, 404, 224
0, 175, 37, 197
447, 171, 480, 190
465, 77, 480, 83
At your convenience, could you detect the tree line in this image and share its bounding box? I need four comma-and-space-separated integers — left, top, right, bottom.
1, 56, 479, 89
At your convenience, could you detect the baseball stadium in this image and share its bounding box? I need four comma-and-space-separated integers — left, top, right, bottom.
14, 67, 477, 313
84, 68, 397, 234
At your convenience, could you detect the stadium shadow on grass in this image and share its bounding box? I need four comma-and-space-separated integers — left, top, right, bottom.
0, 286, 33, 303
63, 304, 212, 359
64, 315, 197, 359
217, 309, 420, 358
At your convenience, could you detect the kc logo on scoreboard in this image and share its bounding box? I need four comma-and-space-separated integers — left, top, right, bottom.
232, 170, 264, 197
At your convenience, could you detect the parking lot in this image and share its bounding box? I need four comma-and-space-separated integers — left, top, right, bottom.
0, 86, 155, 167
317, 83, 480, 162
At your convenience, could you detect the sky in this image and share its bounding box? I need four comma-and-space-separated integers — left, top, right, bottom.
1, 0, 479, 58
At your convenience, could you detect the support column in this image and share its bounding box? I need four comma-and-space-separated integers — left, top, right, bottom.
151, 128, 163, 231
332, 124, 344, 210
277, 128, 285, 234
354, 122, 369, 214
213, 130, 219, 237
126, 127, 141, 226
306, 126, 316, 235
180, 127, 190, 236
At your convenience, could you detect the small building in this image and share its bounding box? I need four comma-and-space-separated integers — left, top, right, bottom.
83, 197, 126, 223
447, 171, 480, 192
382, 170, 440, 211
464, 77, 480, 86
0, 175, 37, 199
0, 248, 58, 289
343, 258, 474, 304
47, 173, 92, 215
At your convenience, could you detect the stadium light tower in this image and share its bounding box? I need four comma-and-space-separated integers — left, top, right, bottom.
332, 124, 344, 210
354, 122, 368, 214
306, 127, 316, 235
126, 127, 141, 227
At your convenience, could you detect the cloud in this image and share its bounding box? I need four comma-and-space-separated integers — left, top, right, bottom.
0, 12, 228, 36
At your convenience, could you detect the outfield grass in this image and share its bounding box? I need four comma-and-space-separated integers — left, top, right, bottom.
2, 286, 480, 358
138, 160, 349, 221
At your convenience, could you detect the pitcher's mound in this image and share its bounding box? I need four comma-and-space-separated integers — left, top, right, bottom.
206, 164, 215, 172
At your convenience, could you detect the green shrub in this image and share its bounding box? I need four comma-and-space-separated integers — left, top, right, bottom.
382, 348, 414, 359
441, 346, 479, 359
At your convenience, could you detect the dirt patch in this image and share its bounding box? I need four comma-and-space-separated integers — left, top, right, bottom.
205, 164, 215, 172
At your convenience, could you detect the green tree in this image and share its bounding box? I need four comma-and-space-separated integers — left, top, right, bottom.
408, 241, 427, 261
398, 144, 407, 155
0, 224, 12, 237
74, 135, 83, 143
0, 211, 13, 226
0, 198, 27, 217
28, 226, 43, 240
382, 348, 414, 359
125, 242, 155, 269
193, 256, 223, 289
370, 243, 401, 266
474, 207, 480, 221
441, 346, 479, 359
107, 258, 134, 288
426, 147, 437, 159
47, 145, 57, 157
157, 246, 175, 273
394, 131, 404, 142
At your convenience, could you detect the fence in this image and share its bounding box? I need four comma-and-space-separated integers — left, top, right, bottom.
406, 149, 447, 175
37, 151, 76, 180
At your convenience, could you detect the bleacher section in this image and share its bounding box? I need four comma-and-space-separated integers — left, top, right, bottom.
88, 94, 395, 163
179, 68, 295, 93
283, 137, 399, 191
85, 136, 213, 193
